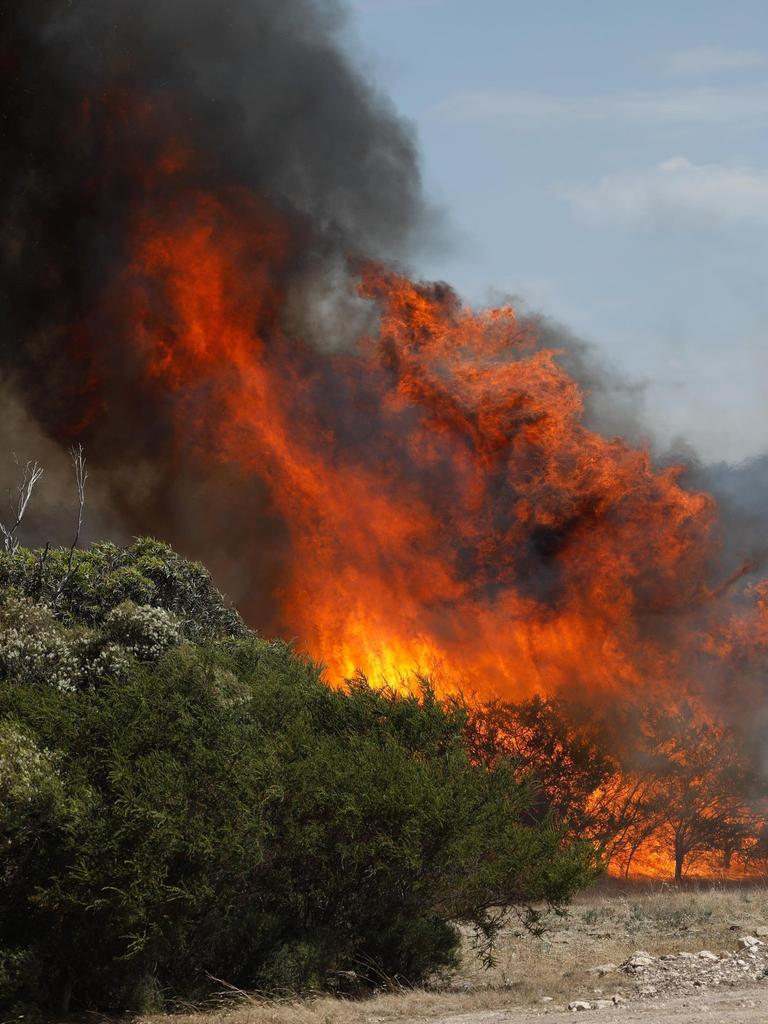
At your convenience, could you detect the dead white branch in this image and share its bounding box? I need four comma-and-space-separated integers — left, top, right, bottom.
66, 444, 88, 571
0, 455, 44, 553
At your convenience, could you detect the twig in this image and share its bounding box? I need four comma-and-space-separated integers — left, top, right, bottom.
203, 972, 259, 1005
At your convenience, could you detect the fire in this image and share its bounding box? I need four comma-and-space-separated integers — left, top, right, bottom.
4, 7, 766, 885
100, 180, 739, 705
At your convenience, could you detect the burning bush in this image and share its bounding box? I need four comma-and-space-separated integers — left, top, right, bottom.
0, 543, 596, 1014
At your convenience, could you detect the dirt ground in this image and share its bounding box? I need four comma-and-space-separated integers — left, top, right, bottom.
143, 882, 768, 1024
402, 987, 768, 1022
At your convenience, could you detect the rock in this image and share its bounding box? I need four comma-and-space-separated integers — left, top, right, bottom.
738, 935, 762, 949
698, 950, 719, 961
593, 999, 613, 1010
540, 996, 554, 1003
624, 951, 655, 970
568, 1001, 592, 1012
755, 927, 768, 937
590, 963, 618, 976
611, 994, 626, 1005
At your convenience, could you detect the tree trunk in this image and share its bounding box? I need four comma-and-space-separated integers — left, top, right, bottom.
674, 835, 685, 882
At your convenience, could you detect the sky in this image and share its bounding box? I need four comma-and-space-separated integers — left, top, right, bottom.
345, 0, 768, 464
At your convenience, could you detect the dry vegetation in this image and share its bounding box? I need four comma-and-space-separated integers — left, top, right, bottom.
140, 882, 768, 1024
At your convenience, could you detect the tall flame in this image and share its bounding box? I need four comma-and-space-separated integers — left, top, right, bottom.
92, 179, 760, 705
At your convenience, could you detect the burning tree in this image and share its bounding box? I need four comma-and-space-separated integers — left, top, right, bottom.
633, 703, 760, 881
464, 695, 617, 836
465, 695, 765, 882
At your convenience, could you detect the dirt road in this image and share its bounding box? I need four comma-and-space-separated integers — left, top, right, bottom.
405, 986, 768, 1024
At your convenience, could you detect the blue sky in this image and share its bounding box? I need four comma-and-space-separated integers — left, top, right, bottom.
345, 0, 768, 463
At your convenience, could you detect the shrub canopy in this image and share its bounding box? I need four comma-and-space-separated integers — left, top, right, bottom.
0, 537, 245, 641
0, 543, 597, 1013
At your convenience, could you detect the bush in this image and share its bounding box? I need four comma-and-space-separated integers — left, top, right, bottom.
0, 635, 597, 1012
0, 720, 72, 1011
104, 600, 182, 659
0, 538, 245, 641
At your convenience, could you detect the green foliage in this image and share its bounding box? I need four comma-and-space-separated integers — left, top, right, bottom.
0, 635, 596, 1011
0, 537, 245, 641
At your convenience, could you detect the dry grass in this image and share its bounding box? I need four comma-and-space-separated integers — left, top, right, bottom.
140, 882, 768, 1024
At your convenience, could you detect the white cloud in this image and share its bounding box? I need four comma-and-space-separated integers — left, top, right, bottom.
435, 84, 768, 124
559, 158, 768, 229
663, 46, 765, 75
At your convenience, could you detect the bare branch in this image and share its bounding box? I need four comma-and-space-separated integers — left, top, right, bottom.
0, 454, 44, 553
66, 444, 88, 572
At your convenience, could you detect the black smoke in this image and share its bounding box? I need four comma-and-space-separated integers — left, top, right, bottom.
0, 0, 432, 608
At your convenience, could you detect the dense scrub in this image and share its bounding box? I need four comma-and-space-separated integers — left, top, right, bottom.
0, 542, 596, 1014
0, 537, 246, 641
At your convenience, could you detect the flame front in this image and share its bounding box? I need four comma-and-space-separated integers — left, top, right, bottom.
97, 180, 758, 707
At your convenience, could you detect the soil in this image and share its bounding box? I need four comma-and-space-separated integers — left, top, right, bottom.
400, 986, 768, 1023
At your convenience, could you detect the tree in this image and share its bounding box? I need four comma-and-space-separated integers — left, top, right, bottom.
637, 702, 758, 882
465, 693, 766, 882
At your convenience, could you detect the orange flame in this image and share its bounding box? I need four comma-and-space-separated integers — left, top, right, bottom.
100, 184, 756, 709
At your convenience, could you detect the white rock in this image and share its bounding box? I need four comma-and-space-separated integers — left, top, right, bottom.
698, 950, 718, 961
590, 963, 618, 976
739, 935, 762, 949
624, 951, 654, 970
754, 926, 768, 937
568, 1001, 592, 1012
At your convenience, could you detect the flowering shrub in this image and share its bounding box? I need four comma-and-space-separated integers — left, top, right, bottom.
0, 596, 83, 692
0, 721, 59, 807
0, 595, 171, 692
0, 721, 69, 1011
0, 538, 246, 640
104, 601, 182, 660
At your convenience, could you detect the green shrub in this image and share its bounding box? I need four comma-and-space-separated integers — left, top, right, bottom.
0, 720, 73, 1011
0, 635, 596, 1012
0, 538, 245, 640
0, 594, 131, 692
104, 600, 182, 659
